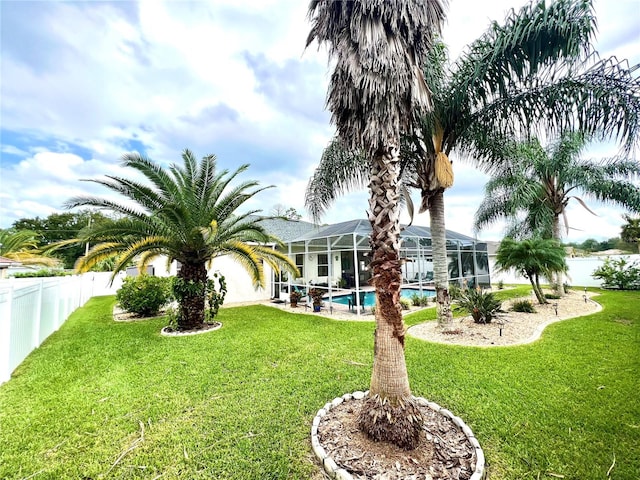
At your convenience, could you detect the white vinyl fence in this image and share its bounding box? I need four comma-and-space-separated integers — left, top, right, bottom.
489, 254, 640, 287
0, 272, 120, 384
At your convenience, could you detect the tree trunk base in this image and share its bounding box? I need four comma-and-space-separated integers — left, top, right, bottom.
357, 393, 424, 450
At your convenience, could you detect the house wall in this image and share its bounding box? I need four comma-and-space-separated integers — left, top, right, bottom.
146, 255, 273, 305
297, 252, 342, 287
211, 255, 271, 304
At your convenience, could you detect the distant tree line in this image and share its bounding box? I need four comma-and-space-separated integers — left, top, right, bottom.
4, 209, 636, 271
9, 210, 116, 269
565, 234, 637, 255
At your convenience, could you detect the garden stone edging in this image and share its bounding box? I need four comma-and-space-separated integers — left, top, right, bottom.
160, 322, 222, 337
311, 391, 486, 480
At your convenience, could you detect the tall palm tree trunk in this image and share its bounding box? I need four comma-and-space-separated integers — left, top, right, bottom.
430, 191, 453, 328
357, 144, 423, 450
552, 215, 564, 295
529, 271, 547, 304
176, 261, 208, 330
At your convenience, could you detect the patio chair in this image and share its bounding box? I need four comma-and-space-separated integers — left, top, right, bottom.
348, 291, 367, 312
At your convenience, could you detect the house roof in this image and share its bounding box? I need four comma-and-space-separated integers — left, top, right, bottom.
288, 218, 478, 244
0, 256, 21, 268
253, 217, 318, 243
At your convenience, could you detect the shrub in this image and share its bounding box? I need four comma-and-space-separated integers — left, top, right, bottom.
165, 306, 179, 330
116, 275, 173, 317
544, 293, 561, 300
205, 272, 227, 320
12, 269, 70, 278
410, 293, 421, 306
497, 280, 504, 290
592, 257, 640, 290
448, 282, 462, 300
563, 282, 572, 293
410, 293, 431, 307
455, 288, 502, 323
399, 298, 412, 310
511, 299, 536, 313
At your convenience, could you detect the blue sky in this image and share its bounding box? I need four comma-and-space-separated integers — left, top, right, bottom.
1, 0, 638, 243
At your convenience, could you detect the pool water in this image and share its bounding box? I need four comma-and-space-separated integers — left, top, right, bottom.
329, 288, 435, 308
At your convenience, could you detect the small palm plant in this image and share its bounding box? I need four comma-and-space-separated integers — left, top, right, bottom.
455, 288, 502, 324
495, 237, 567, 304
511, 299, 536, 313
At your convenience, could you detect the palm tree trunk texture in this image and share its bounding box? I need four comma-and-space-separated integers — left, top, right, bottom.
552, 215, 564, 295
532, 272, 547, 304
177, 261, 208, 330
357, 144, 423, 450
430, 191, 454, 329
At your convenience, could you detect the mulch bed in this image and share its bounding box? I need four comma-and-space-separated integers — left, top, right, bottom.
318, 398, 476, 479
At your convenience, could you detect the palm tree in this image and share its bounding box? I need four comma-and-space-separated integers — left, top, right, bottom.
307, 0, 640, 326
621, 215, 640, 253
494, 237, 568, 304
306, 0, 446, 449
474, 132, 640, 240
0, 229, 60, 267
64, 149, 298, 331
473, 131, 640, 291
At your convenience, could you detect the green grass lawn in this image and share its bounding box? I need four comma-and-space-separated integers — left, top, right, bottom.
1, 289, 638, 479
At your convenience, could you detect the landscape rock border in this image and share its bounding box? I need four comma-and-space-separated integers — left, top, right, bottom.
407, 291, 602, 347
160, 322, 222, 337
311, 391, 486, 480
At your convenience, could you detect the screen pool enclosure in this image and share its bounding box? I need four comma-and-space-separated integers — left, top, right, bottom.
331, 288, 436, 309
272, 219, 490, 314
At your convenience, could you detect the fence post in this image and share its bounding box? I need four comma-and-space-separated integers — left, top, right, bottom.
0, 282, 14, 383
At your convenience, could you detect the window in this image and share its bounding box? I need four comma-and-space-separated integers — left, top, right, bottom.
317, 253, 328, 277
295, 254, 304, 278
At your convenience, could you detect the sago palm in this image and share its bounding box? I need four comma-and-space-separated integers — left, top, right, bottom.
307, 0, 446, 449
64, 149, 297, 330
307, 0, 640, 327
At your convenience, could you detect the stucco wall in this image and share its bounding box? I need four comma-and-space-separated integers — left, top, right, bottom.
146, 255, 273, 305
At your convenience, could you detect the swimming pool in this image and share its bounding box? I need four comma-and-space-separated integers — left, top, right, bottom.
329, 288, 435, 308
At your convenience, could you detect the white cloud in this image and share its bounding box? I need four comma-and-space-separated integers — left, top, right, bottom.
1, 152, 138, 225
0, 145, 28, 156
1, 0, 637, 244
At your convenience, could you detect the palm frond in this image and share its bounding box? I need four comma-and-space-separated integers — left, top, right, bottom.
216, 240, 265, 288
0, 229, 40, 254
474, 129, 640, 241
464, 57, 640, 153
451, 0, 595, 104
307, 0, 445, 154
305, 138, 370, 222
